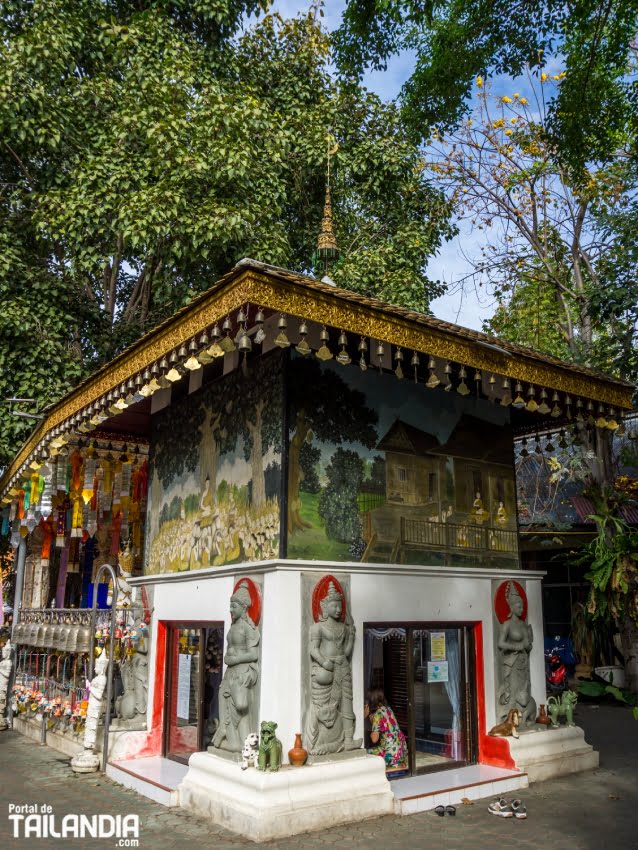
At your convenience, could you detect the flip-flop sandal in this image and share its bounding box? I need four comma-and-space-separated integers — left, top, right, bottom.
511, 800, 527, 819
488, 798, 513, 818
434, 805, 445, 817
445, 805, 456, 816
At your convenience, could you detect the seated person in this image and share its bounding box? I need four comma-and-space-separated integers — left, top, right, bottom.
364, 688, 407, 768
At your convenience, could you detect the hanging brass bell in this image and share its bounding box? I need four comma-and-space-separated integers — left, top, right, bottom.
336, 331, 351, 365
64, 614, 79, 654
35, 615, 48, 648
238, 330, 252, 353
316, 327, 333, 361
512, 382, 526, 408
426, 357, 440, 389
76, 615, 93, 655
274, 314, 290, 348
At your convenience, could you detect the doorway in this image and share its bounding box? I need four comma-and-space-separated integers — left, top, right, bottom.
364, 624, 477, 775
163, 622, 224, 764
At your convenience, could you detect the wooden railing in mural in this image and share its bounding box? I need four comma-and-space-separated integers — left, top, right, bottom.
400, 517, 517, 555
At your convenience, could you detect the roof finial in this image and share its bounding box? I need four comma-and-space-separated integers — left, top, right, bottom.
317, 132, 339, 275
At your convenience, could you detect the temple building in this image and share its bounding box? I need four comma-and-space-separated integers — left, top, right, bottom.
1, 257, 633, 839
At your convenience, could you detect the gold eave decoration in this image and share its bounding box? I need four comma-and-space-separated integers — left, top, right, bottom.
0, 262, 633, 493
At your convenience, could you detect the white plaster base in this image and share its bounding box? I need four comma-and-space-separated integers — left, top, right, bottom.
508, 724, 599, 782
178, 751, 395, 842
12, 715, 149, 762
12, 715, 84, 757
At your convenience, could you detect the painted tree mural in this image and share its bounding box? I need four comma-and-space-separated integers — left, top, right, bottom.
287, 357, 378, 534
319, 448, 365, 543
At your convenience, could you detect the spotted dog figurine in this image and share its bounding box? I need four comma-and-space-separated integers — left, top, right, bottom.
240, 732, 260, 769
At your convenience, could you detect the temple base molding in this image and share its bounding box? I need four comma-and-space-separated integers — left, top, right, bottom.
508, 725, 599, 782
178, 750, 394, 842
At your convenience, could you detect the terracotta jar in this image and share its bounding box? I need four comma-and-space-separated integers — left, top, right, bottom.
536, 704, 551, 725
288, 733, 308, 767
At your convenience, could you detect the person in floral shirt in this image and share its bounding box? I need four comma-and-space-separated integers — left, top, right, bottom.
364, 688, 407, 767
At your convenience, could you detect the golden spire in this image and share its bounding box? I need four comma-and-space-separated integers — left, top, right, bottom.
317, 134, 339, 269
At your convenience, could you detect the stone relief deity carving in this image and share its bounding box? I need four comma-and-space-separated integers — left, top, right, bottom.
211, 580, 260, 753
496, 581, 537, 726
307, 577, 361, 755
114, 625, 149, 728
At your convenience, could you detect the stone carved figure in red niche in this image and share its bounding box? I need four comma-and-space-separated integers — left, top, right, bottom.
495, 580, 537, 726
307, 576, 361, 755
211, 578, 261, 753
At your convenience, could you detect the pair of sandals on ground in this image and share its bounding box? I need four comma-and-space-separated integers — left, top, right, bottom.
488, 797, 527, 819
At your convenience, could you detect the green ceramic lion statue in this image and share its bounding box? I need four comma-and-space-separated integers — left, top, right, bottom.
257, 720, 282, 772
547, 690, 577, 727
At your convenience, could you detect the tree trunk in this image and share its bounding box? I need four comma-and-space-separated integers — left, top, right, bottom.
287, 411, 313, 534
248, 400, 266, 508
199, 409, 221, 495
619, 615, 638, 694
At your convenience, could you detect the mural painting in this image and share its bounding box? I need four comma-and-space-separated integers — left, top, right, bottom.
145, 353, 283, 574
287, 355, 519, 567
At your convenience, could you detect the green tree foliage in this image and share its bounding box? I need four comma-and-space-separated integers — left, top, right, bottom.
426, 77, 636, 388
287, 356, 378, 533
318, 447, 365, 542
299, 441, 321, 494
335, 1, 638, 173
0, 4, 453, 468
367, 454, 386, 491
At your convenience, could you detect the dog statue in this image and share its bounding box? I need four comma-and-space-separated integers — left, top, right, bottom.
488, 708, 522, 738
240, 732, 260, 770
547, 690, 577, 727
257, 720, 283, 772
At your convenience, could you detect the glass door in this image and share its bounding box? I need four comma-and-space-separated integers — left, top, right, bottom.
364, 624, 476, 776
164, 623, 224, 764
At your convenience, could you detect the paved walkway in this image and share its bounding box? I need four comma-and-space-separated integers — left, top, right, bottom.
1, 704, 636, 849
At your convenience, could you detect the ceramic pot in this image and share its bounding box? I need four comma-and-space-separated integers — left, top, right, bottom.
288, 733, 308, 767
536, 704, 551, 725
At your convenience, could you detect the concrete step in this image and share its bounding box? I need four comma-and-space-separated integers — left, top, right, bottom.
107, 757, 188, 807
391, 764, 528, 816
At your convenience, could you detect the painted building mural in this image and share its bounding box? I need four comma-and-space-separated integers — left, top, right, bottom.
145, 352, 283, 574
286, 355, 519, 567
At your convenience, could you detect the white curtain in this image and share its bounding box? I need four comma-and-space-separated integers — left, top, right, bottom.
443, 630, 461, 759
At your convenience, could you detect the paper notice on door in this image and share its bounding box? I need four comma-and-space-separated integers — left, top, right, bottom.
177, 653, 192, 720
427, 661, 449, 683
430, 631, 446, 661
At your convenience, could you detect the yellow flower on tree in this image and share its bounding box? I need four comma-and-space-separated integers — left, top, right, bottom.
519, 97, 528, 105
541, 72, 547, 82
501, 95, 513, 103
477, 75, 483, 88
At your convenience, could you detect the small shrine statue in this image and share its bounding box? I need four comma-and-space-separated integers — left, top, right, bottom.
307, 581, 361, 755
0, 641, 14, 731
495, 501, 508, 527
106, 543, 135, 608
472, 491, 488, 524
71, 649, 109, 773
496, 582, 537, 726
211, 584, 260, 753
